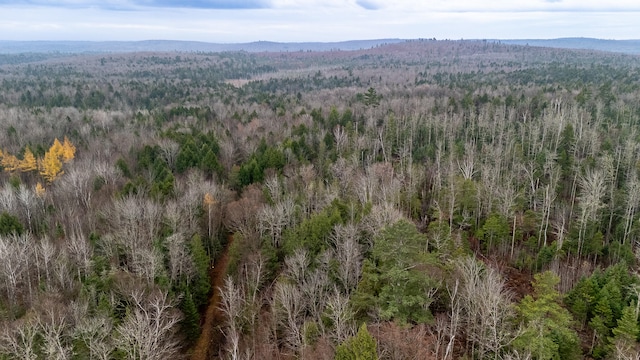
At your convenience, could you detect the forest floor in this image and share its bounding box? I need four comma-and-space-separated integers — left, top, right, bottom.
501, 264, 534, 302
191, 236, 233, 360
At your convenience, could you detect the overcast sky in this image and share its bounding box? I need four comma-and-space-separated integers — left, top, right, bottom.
1, 0, 638, 42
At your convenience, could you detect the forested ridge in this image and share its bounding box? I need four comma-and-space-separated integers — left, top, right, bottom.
0, 39, 640, 359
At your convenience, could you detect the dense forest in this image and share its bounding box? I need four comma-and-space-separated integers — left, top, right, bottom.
1, 39, 640, 359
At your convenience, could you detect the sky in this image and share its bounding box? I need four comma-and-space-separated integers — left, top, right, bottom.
1, 0, 639, 42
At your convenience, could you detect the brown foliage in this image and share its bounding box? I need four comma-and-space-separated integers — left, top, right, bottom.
223, 184, 265, 244
370, 322, 436, 360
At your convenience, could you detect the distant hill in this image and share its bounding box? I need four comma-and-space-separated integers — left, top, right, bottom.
2, 38, 640, 55
0, 39, 406, 54
496, 38, 640, 54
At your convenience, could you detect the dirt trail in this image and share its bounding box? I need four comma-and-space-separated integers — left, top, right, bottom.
191, 236, 233, 360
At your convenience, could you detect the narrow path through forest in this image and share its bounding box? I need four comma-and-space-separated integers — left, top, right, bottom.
191, 236, 233, 360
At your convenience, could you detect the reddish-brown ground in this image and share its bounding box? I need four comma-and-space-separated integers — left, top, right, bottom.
191, 237, 233, 360
473, 247, 534, 302
501, 264, 534, 302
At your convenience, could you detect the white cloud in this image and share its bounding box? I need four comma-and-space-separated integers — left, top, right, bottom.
0, 0, 639, 41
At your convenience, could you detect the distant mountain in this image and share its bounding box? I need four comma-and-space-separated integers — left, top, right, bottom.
0, 39, 406, 54
495, 38, 640, 54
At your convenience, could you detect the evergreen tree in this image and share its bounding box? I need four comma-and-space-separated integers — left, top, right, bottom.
180, 289, 201, 343
353, 220, 437, 324
514, 271, 580, 360
0, 212, 24, 236
190, 234, 211, 307
610, 304, 639, 358
335, 323, 378, 360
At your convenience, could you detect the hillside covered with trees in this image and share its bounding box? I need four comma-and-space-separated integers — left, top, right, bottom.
1, 39, 640, 359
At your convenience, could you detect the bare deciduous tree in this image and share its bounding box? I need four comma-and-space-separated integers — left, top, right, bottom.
443, 279, 462, 360
40, 237, 57, 287
622, 173, 640, 246
35, 298, 72, 360
130, 247, 164, 284
53, 249, 74, 292
273, 281, 305, 353
458, 142, 477, 180
264, 175, 282, 203
0, 235, 28, 310
17, 185, 38, 232
325, 290, 354, 344
92, 159, 122, 187
456, 257, 516, 359
224, 185, 264, 244
284, 249, 309, 286
331, 223, 362, 292
361, 202, 404, 243
56, 164, 93, 210
333, 125, 349, 155
109, 195, 162, 254
157, 138, 180, 170
67, 230, 93, 281
72, 300, 113, 360
115, 290, 183, 360
258, 197, 295, 248
577, 168, 606, 259
0, 185, 17, 214
167, 232, 195, 285
219, 276, 245, 360
0, 319, 39, 360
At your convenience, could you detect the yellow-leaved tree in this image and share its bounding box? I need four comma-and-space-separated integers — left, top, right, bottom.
39, 147, 64, 182
1, 138, 76, 182
0, 150, 20, 172
50, 138, 64, 159
35, 182, 46, 197
203, 192, 216, 238
19, 147, 37, 172
62, 137, 76, 163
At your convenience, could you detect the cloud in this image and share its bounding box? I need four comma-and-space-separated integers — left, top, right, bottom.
1, 0, 639, 42
3, 0, 640, 12
369, 0, 640, 13
356, 0, 381, 10
0, 0, 270, 9
137, 0, 269, 9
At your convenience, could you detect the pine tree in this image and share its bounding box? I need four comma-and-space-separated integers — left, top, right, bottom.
180, 289, 201, 343
514, 271, 581, 360
609, 304, 640, 359
590, 297, 615, 357
335, 323, 378, 360
0, 212, 24, 235
612, 305, 639, 345
189, 234, 211, 307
